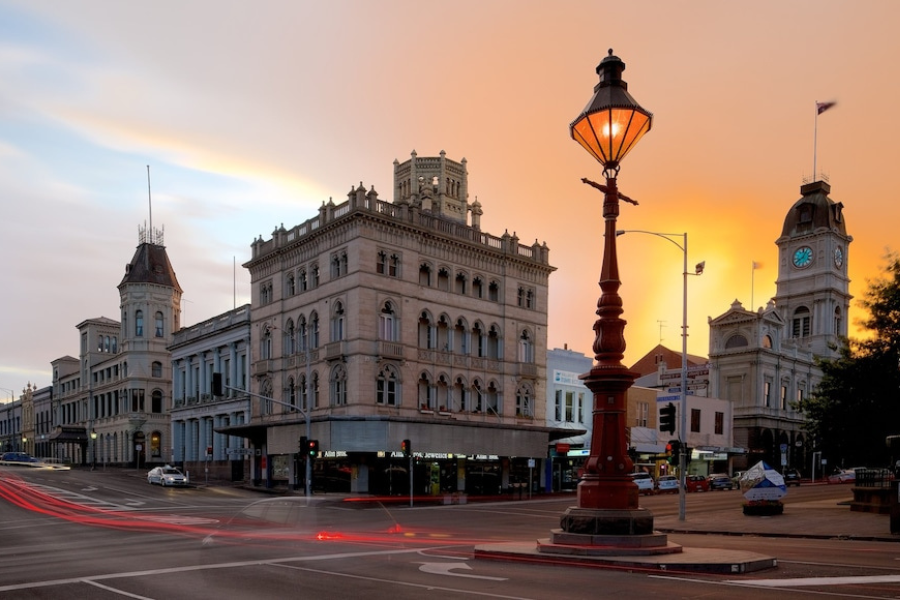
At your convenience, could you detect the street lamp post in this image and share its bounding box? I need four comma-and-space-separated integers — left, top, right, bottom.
90, 430, 97, 471
558, 49, 655, 539
616, 229, 704, 521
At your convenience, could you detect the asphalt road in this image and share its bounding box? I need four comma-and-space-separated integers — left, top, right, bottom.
1, 466, 898, 599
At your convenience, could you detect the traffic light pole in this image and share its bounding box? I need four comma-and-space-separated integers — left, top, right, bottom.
215, 377, 312, 499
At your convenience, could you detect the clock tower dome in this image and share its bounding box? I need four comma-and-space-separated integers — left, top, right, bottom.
773, 180, 852, 359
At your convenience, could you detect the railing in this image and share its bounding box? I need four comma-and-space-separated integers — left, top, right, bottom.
854, 468, 893, 488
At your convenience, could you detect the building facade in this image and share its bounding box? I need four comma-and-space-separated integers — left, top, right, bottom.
709, 180, 851, 473
169, 304, 252, 481
49, 225, 182, 468
229, 151, 560, 495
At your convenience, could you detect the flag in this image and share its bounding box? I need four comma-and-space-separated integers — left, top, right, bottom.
752, 261, 762, 270
816, 101, 836, 115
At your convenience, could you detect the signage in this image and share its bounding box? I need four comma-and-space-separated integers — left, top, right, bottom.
556, 443, 571, 453
527, 459, 536, 468
553, 370, 584, 386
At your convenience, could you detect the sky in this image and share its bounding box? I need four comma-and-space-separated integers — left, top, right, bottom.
1, 1, 898, 395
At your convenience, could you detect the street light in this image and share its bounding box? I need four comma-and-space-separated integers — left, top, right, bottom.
560, 49, 653, 537
616, 229, 704, 521
90, 430, 98, 471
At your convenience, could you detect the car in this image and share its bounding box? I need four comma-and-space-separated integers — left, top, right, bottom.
0, 452, 39, 465
708, 473, 734, 491
656, 475, 679, 494
731, 471, 747, 488
147, 465, 188, 487
783, 468, 802, 486
827, 469, 857, 484
629, 472, 654, 494
685, 474, 709, 492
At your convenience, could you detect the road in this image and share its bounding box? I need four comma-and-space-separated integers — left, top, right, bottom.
1, 466, 898, 599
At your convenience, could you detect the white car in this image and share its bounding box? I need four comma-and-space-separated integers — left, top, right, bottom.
656, 475, 680, 494
147, 466, 188, 487
629, 472, 654, 494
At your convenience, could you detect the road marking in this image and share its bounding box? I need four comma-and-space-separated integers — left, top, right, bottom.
729, 574, 900, 587
418, 561, 507, 581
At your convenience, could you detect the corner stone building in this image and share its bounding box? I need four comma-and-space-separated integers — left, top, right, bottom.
709, 180, 851, 473
232, 151, 560, 494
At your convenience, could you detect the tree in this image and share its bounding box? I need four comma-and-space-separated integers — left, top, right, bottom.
805, 252, 900, 469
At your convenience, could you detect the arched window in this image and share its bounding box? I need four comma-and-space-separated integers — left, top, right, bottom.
419, 263, 432, 286
376, 364, 399, 406
135, 310, 144, 337
418, 311, 434, 349
285, 319, 296, 355
834, 307, 842, 336
298, 315, 308, 352
299, 269, 308, 292
455, 272, 467, 294
792, 307, 811, 338
437, 267, 450, 291
111, 337, 118, 353
331, 301, 345, 342
473, 322, 485, 357
286, 272, 296, 296
104, 336, 110, 352
516, 383, 533, 417
454, 318, 469, 354
330, 365, 347, 406
418, 372, 433, 410
436, 315, 450, 350
312, 371, 320, 408
487, 325, 501, 359
299, 373, 308, 411
488, 281, 500, 302
260, 379, 273, 415
261, 326, 272, 359
287, 377, 297, 411
151, 390, 163, 413
151, 361, 162, 378
473, 277, 484, 299
380, 302, 397, 341
310, 312, 320, 348
454, 376, 468, 412
155, 311, 164, 337
486, 381, 500, 415
725, 334, 749, 349
472, 380, 483, 413
518, 329, 534, 363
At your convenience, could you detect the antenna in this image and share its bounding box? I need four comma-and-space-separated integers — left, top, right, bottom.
657, 320, 667, 344
147, 165, 152, 235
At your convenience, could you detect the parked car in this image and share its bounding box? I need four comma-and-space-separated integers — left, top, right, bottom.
656, 475, 679, 494
827, 469, 857, 484
147, 465, 188, 487
783, 468, 802, 486
708, 473, 734, 491
629, 472, 654, 495
685, 474, 709, 492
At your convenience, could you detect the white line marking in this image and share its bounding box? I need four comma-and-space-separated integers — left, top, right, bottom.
727, 574, 900, 587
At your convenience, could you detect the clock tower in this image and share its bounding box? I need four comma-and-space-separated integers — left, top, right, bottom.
773, 180, 852, 359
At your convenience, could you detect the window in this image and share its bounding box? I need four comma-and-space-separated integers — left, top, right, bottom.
151, 390, 163, 413
455, 272, 467, 294
714, 411, 724, 435
286, 273, 296, 296
764, 381, 772, 407
312, 371, 320, 408
473, 323, 485, 357
635, 401, 649, 427
379, 302, 397, 341
131, 389, 145, 412
155, 312, 164, 337
311, 264, 319, 287
517, 287, 525, 307
565, 391, 574, 422
690, 408, 701, 433
487, 325, 501, 359
418, 373, 433, 410
376, 365, 399, 406
299, 269, 307, 292
389, 254, 399, 277
488, 281, 499, 302
554, 390, 562, 421
330, 250, 347, 278
287, 377, 297, 411
518, 329, 534, 363
834, 307, 842, 336
419, 312, 434, 349
135, 310, 144, 337
454, 318, 468, 354
260, 281, 273, 305
792, 306, 811, 338
453, 377, 467, 411
472, 380, 483, 413
377, 251, 387, 275
526, 289, 534, 309
780, 385, 788, 410
725, 334, 748, 349
261, 327, 272, 359
437, 268, 450, 291
260, 379, 273, 415
299, 374, 308, 411
331, 301, 344, 342
285, 319, 296, 355
151, 361, 162, 378
310, 312, 319, 348
473, 277, 483, 299
485, 381, 500, 415
516, 383, 533, 417
419, 263, 432, 286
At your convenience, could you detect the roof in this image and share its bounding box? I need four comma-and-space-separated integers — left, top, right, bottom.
780, 181, 848, 239
629, 344, 707, 377
119, 243, 182, 292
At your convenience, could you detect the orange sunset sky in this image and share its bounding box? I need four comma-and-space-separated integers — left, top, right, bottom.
1, 1, 898, 389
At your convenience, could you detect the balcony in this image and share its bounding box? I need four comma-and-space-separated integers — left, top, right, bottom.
379, 341, 404, 360
517, 363, 537, 378
252, 359, 273, 377
325, 341, 345, 362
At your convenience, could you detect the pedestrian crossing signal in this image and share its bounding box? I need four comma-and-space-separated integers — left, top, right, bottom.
401, 439, 411, 457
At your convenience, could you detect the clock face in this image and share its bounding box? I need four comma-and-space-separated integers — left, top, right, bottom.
792, 246, 813, 268
834, 246, 844, 268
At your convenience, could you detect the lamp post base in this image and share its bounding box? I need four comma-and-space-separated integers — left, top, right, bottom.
543, 506, 679, 556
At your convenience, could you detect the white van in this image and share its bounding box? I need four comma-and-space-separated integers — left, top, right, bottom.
629, 472, 654, 494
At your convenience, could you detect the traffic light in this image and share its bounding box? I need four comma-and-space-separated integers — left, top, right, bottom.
401, 439, 411, 458
299, 436, 307, 454
307, 439, 319, 458
659, 402, 676, 434
212, 373, 223, 397
667, 439, 681, 465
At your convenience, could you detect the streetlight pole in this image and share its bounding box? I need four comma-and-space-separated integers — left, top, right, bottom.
616, 230, 704, 521
90, 430, 97, 471
559, 49, 654, 539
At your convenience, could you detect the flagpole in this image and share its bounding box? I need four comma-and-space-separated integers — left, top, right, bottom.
751, 261, 755, 311
813, 102, 819, 180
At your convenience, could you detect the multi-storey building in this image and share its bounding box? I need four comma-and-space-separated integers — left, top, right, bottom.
709, 180, 851, 472
169, 304, 252, 481
49, 225, 182, 468
229, 151, 559, 494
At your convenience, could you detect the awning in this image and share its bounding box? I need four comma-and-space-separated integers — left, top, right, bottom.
48, 426, 88, 443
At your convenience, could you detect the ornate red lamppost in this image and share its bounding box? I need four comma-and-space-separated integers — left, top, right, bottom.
558, 49, 657, 539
